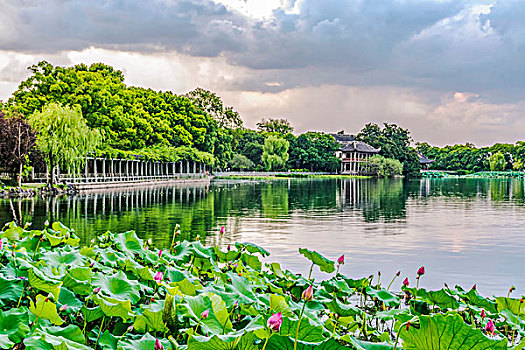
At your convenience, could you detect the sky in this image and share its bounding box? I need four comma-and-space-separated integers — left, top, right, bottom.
0, 0, 524, 146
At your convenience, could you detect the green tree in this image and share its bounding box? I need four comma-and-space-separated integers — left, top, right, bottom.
186, 88, 243, 129
256, 118, 294, 134
513, 159, 524, 171
262, 136, 289, 171
357, 123, 420, 177
489, 152, 506, 171
29, 103, 101, 186
0, 111, 37, 188
287, 132, 340, 172
364, 155, 403, 177
228, 154, 254, 170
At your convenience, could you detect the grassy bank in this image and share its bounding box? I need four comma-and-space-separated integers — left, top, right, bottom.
215, 174, 371, 180
0, 221, 520, 349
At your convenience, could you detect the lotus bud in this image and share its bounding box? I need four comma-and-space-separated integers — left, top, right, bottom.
44, 220, 49, 227
158, 249, 163, 258
405, 321, 411, 331
91, 238, 95, 244
302, 285, 314, 302
93, 287, 101, 294
267, 312, 283, 332
24, 222, 32, 229
0, 239, 3, 251
147, 238, 153, 246
337, 255, 345, 265
481, 309, 486, 319
127, 325, 134, 333
154, 338, 164, 350
485, 320, 495, 335
417, 266, 425, 277
403, 278, 409, 287
220, 226, 225, 235
201, 309, 210, 319
227, 245, 231, 251
90, 262, 95, 268
509, 286, 516, 294
196, 235, 200, 241
59, 304, 67, 312
153, 271, 163, 284
472, 284, 477, 291
396, 271, 401, 276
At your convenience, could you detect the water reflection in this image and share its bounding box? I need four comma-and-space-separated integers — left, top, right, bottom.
2, 178, 525, 294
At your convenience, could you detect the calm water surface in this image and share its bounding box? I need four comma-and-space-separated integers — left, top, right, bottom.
2, 178, 525, 295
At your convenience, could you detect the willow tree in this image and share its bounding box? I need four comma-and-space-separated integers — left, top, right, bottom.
29, 103, 101, 186
262, 136, 289, 171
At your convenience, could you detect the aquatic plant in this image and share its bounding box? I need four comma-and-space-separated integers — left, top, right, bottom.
0, 221, 522, 349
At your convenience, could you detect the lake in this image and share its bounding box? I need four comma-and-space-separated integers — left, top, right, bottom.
2, 177, 525, 296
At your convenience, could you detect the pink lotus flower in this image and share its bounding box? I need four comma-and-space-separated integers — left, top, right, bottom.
201, 309, 209, 319
337, 255, 345, 265
485, 320, 495, 335
153, 271, 163, 284
267, 312, 283, 332
302, 285, 314, 302
59, 304, 67, 312
0, 239, 3, 251
93, 287, 101, 294
417, 266, 425, 277
154, 338, 164, 350
481, 309, 486, 319
158, 250, 163, 258
220, 226, 225, 235
403, 278, 409, 287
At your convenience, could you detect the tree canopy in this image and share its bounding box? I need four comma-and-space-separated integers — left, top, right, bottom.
256, 118, 294, 134
262, 136, 290, 171
28, 103, 101, 185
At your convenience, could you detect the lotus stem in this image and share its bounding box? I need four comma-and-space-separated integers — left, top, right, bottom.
293, 301, 307, 350
307, 263, 314, 281
94, 316, 105, 350
16, 283, 26, 308
512, 302, 523, 344
32, 239, 42, 259
393, 322, 409, 350
387, 275, 398, 291
262, 335, 272, 350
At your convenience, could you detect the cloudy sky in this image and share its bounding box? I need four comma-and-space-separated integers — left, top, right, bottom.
0, 0, 524, 146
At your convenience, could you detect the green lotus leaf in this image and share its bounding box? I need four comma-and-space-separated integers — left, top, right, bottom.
1, 223, 24, 241
344, 277, 370, 289
42, 248, 86, 270
187, 334, 243, 350
496, 297, 525, 315
92, 294, 134, 321
214, 247, 241, 263
0, 307, 29, 343
340, 335, 394, 349
117, 333, 172, 350
400, 314, 507, 349
298, 248, 335, 273
406, 287, 458, 309
0, 276, 23, 307
241, 253, 262, 271
365, 287, 400, 308
235, 242, 270, 256
92, 270, 141, 303
58, 287, 83, 312
62, 267, 93, 295
24, 331, 90, 350
274, 317, 325, 343
81, 305, 104, 323
29, 294, 64, 325
179, 294, 227, 335
265, 336, 350, 350
29, 268, 63, 300
326, 298, 361, 317
270, 294, 294, 317
133, 302, 167, 333
191, 241, 215, 259
321, 279, 355, 295
99, 330, 118, 350
113, 230, 144, 258
172, 241, 194, 263
0, 335, 14, 350
463, 289, 497, 314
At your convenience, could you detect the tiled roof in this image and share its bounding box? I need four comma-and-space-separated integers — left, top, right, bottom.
418, 153, 434, 164
339, 141, 380, 154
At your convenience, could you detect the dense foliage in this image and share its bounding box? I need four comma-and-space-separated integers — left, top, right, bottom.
0, 221, 521, 349
357, 124, 420, 178
29, 103, 101, 186
256, 119, 294, 135
364, 156, 403, 178
417, 142, 525, 173
286, 132, 340, 172
6, 61, 219, 165
262, 136, 290, 171
0, 111, 36, 188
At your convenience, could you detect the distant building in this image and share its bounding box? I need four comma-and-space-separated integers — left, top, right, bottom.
331, 133, 380, 174
418, 152, 434, 170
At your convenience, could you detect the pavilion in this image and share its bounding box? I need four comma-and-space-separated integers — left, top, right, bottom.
331, 134, 380, 174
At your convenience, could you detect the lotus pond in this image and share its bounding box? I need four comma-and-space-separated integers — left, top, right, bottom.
0, 221, 524, 349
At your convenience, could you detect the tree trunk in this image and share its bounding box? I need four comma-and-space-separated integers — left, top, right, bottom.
17, 161, 23, 190
48, 152, 54, 188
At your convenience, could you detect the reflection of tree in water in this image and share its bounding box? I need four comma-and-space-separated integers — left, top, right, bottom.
343, 178, 408, 222
260, 181, 289, 219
